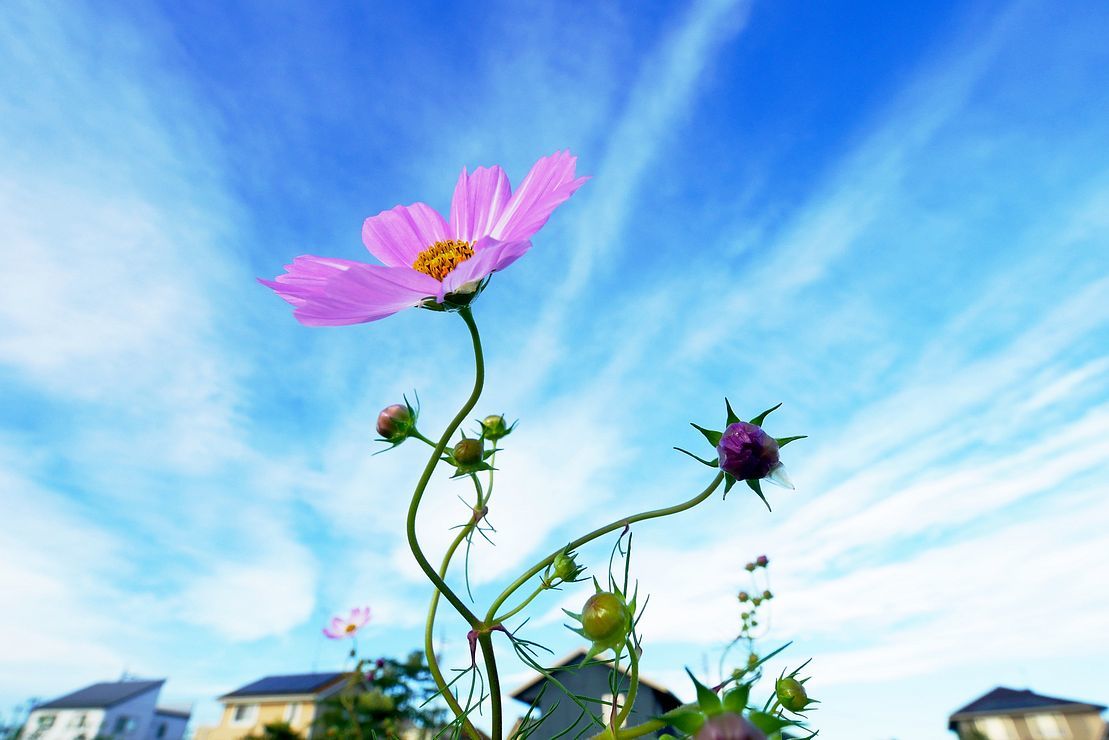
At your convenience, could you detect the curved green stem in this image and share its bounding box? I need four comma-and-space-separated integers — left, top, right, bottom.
425, 524, 481, 740
486, 472, 726, 624
491, 584, 545, 624
407, 306, 484, 629
614, 718, 665, 739
614, 642, 639, 730
407, 307, 489, 735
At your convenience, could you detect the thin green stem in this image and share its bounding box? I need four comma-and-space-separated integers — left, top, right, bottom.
614, 642, 638, 730
407, 307, 488, 736
613, 719, 665, 739
478, 631, 502, 738
424, 524, 481, 740
491, 584, 545, 624
485, 472, 726, 624
406, 306, 484, 628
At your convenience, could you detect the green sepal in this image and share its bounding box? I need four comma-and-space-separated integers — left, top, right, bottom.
690, 423, 722, 447
686, 669, 722, 716
723, 474, 737, 499
562, 609, 583, 622
749, 403, 782, 427
449, 461, 496, 478
746, 478, 772, 511
724, 398, 740, 425
659, 708, 705, 735
722, 684, 750, 714
748, 711, 795, 733
776, 435, 807, 448
674, 447, 719, 468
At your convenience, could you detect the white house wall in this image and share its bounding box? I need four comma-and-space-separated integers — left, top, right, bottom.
24, 708, 106, 740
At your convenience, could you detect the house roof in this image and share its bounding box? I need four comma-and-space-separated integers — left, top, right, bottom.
36, 680, 165, 710
221, 673, 347, 700
154, 708, 192, 719
510, 649, 682, 713
948, 687, 1107, 728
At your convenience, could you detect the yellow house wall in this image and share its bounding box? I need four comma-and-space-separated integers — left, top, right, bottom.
194, 700, 319, 740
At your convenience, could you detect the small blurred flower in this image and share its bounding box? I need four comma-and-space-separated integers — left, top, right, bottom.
323, 606, 371, 640
694, 713, 766, 740
755, 555, 769, 567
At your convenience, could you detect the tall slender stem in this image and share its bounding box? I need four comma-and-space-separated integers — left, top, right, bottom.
485, 472, 726, 624
407, 306, 489, 735
478, 631, 502, 738
406, 306, 484, 627
614, 642, 638, 730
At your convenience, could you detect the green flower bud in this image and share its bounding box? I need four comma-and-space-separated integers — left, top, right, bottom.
737, 591, 750, 603
744, 562, 756, 572
582, 592, 631, 644
762, 590, 773, 600
481, 414, 513, 440
747, 653, 759, 668
751, 597, 762, 607
453, 437, 484, 466
552, 550, 583, 583
775, 677, 810, 713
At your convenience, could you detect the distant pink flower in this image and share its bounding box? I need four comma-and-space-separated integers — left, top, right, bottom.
322, 606, 371, 639
261, 151, 588, 326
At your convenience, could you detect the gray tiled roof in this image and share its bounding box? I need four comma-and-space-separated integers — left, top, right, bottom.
950, 686, 1107, 720
221, 673, 346, 699
36, 681, 164, 710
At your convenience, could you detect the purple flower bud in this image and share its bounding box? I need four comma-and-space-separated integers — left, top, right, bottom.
694, 713, 766, 740
755, 555, 769, 567
377, 404, 413, 442
375, 658, 385, 668
716, 422, 780, 480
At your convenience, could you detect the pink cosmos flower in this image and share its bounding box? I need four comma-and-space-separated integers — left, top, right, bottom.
261, 151, 588, 326
322, 606, 371, 639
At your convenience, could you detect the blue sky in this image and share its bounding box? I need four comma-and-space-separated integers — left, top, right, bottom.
2, 1, 1108, 738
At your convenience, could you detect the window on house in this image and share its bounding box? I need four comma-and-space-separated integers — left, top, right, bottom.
37, 716, 56, 729
974, 717, 1018, 740
156, 723, 167, 739
1030, 713, 1066, 739
112, 716, 135, 735
282, 704, 300, 724
231, 705, 257, 725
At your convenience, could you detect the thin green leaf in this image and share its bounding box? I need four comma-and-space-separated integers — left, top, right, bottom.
725, 398, 740, 425
776, 435, 807, 448
746, 478, 772, 511
686, 668, 722, 716
749, 403, 783, 427
674, 447, 719, 468
690, 423, 722, 447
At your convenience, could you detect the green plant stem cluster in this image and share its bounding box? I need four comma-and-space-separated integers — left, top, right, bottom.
404, 307, 731, 740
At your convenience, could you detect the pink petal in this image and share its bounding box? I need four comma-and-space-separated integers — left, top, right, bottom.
491, 150, 588, 242
323, 627, 340, 639
440, 238, 532, 295
362, 203, 449, 267
450, 166, 512, 243
260, 256, 441, 326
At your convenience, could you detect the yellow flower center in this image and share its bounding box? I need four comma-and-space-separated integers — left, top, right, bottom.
344, 623, 358, 633
412, 240, 474, 281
